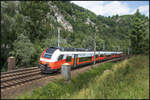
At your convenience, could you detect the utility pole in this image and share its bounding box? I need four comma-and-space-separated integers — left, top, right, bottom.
118, 46, 120, 51
103, 42, 105, 51
94, 28, 96, 65
94, 26, 98, 65
91, 22, 97, 66
115, 46, 118, 52
128, 40, 130, 56
58, 27, 61, 47
128, 47, 130, 55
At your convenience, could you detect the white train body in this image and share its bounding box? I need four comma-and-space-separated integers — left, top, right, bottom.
38, 47, 123, 73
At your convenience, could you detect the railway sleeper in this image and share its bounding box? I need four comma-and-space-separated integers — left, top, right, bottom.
1, 71, 41, 83
1, 67, 39, 76
1, 68, 40, 78
1, 75, 46, 89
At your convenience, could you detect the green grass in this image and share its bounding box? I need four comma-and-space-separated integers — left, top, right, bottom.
17, 62, 115, 99
17, 55, 149, 99
70, 55, 149, 99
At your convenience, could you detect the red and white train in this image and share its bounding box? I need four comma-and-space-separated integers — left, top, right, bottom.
38, 46, 123, 73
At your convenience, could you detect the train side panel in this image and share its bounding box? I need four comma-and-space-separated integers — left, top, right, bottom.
38, 48, 123, 73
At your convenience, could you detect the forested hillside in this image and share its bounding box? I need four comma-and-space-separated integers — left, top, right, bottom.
1, 1, 149, 71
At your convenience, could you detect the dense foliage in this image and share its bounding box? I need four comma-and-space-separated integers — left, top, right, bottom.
1, 1, 149, 71
130, 10, 149, 54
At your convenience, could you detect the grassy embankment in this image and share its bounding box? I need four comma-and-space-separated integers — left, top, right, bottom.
17, 55, 149, 99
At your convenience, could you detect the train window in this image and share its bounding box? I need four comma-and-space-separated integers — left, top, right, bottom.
106, 55, 111, 57
46, 48, 56, 53
95, 55, 98, 58
100, 54, 104, 57
58, 55, 64, 61
66, 56, 72, 62
43, 53, 52, 58
79, 57, 91, 62
43, 48, 57, 58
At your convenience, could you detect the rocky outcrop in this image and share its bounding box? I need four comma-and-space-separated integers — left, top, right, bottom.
49, 2, 73, 32
85, 17, 95, 26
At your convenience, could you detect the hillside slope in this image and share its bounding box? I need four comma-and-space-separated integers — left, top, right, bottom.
69, 55, 149, 99
1, 1, 149, 70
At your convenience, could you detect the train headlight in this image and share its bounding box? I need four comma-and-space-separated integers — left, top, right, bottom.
39, 61, 42, 64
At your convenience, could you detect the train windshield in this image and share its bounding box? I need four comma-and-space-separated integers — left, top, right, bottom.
43, 48, 56, 58
43, 53, 52, 58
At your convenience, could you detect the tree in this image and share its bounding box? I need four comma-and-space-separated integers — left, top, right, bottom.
10, 33, 35, 67
1, 1, 149, 71
130, 9, 147, 54
18, 1, 50, 42
41, 37, 58, 49
1, 1, 18, 71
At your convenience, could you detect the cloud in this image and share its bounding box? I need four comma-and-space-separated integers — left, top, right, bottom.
71, 1, 149, 17
71, 1, 104, 15
132, 5, 149, 17
71, 1, 130, 16
101, 1, 130, 16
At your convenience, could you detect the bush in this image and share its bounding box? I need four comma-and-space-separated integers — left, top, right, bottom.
10, 33, 35, 67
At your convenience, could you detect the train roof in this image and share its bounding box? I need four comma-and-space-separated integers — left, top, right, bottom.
50, 46, 92, 51
44, 47, 123, 56
50, 46, 123, 53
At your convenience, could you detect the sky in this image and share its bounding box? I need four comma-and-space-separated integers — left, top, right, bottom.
71, 1, 149, 17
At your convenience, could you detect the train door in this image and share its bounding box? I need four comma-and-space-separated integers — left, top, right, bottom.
73, 54, 78, 67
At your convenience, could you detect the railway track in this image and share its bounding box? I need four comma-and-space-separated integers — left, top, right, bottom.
1, 56, 128, 90
1, 67, 39, 75
0, 67, 46, 90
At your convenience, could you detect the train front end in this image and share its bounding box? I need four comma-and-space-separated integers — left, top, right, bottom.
38, 47, 57, 73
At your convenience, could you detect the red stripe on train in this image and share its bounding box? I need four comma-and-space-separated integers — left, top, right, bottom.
41, 55, 122, 70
